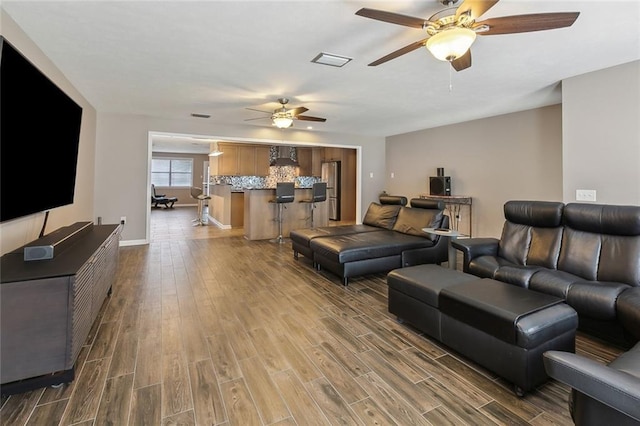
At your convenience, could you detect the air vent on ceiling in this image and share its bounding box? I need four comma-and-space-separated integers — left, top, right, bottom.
311, 52, 352, 67
191, 113, 211, 118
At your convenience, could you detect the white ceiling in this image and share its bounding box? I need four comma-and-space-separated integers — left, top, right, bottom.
3, 0, 639, 153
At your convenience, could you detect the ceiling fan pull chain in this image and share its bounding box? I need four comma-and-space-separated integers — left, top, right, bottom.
449, 64, 453, 92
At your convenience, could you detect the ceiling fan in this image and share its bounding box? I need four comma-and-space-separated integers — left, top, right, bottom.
356, 0, 580, 71
245, 98, 327, 128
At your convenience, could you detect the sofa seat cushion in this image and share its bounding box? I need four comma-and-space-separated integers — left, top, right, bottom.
310, 231, 433, 264
494, 265, 545, 288
608, 342, 640, 379
617, 288, 640, 341
440, 279, 576, 348
566, 281, 631, 320
528, 269, 581, 299
290, 225, 380, 247
468, 255, 513, 278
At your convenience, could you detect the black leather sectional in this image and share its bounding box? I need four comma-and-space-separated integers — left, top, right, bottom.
290, 196, 449, 285
452, 200, 640, 346
478, 201, 640, 423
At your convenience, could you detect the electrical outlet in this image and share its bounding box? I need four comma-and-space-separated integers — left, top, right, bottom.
576, 189, 596, 202
120, 216, 127, 225
369, 172, 374, 178
391, 172, 395, 178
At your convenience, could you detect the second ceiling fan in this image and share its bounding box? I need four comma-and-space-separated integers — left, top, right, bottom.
245, 98, 327, 129
356, 0, 580, 71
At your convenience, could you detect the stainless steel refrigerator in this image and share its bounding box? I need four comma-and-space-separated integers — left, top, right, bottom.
321, 161, 341, 221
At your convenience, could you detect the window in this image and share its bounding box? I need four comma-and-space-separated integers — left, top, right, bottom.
151, 157, 193, 187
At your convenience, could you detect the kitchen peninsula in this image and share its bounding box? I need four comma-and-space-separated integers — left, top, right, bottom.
244, 187, 329, 240
208, 184, 328, 239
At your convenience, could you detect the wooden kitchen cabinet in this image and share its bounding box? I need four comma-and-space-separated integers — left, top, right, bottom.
218, 143, 239, 175
298, 147, 324, 177
312, 147, 324, 176
238, 145, 256, 175
297, 147, 312, 176
255, 146, 271, 176
216, 143, 270, 176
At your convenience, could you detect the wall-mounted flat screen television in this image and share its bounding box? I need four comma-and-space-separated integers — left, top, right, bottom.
0, 36, 83, 223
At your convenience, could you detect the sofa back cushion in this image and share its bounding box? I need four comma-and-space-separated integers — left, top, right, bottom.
498, 201, 565, 267
559, 203, 640, 286
362, 202, 401, 229
392, 206, 444, 240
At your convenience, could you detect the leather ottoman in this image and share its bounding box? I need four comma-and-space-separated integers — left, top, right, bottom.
440, 279, 578, 395
387, 264, 478, 340
386, 265, 578, 396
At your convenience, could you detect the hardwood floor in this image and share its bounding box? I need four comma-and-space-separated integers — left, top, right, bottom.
1, 206, 624, 425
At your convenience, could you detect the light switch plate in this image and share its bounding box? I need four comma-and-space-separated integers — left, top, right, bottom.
576, 189, 596, 202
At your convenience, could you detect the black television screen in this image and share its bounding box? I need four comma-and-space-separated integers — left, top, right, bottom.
0, 36, 83, 223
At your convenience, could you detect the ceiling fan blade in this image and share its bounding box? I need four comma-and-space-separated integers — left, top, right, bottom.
368, 38, 429, 66
296, 115, 326, 122
244, 117, 269, 121
476, 12, 580, 35
451, 50, 472, 72
289, 106, 309, 116
355, 8, 426, 29
456, 0, 500, 21
245, 107, 272, 114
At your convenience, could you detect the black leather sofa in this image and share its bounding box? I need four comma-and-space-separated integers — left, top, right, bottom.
291, 195, 408, 264
452, 201, 640, 346
291, 196, 449, 285
544, 342, 640, 425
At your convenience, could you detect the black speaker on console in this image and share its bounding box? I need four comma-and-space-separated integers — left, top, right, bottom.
429, 176, 451, 196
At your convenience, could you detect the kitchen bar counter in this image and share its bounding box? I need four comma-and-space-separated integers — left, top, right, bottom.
244, 188, 329, 240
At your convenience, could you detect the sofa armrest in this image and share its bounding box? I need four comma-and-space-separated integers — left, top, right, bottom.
543, 351, 640, 422
451, 238, 499, 273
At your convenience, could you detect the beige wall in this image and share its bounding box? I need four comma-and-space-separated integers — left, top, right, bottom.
385, 105, 563, 238
562, 60, 640, 205
0, 11, 97, 255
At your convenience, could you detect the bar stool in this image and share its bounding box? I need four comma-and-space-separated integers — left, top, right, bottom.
190, 186, 211, 226
299, 182, 327, 228
269, 182, 295, 243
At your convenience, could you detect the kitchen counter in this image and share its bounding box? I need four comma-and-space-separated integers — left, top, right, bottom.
244, 188, 329, 240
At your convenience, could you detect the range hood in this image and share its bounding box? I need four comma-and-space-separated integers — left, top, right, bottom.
270, 146, 298, 167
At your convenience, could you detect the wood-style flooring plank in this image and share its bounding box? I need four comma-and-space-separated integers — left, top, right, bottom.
0, 389, 44, 426
272, 369, 329, 426
130, 384, 162, 425
60, 358, 110, 424
25, 400, 67, 426
188, 359, 227, 425
305, 377, 364, 426
94, 373, 134, 425
355, 372, 432, 426
303, 346, 369, 405
238, 356, 290, 424
161, 352, 193, 418
219, 378, 263, 425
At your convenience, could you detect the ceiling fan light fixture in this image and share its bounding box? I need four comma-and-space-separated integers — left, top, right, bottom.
426, 27, 476, 61
273, 115, 293, 129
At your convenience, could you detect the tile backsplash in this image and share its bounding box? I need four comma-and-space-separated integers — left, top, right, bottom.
211, 166, 320, 189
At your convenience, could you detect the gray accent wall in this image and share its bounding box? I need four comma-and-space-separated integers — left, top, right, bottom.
562, 60, 640, 205
385, 105, 563, 238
